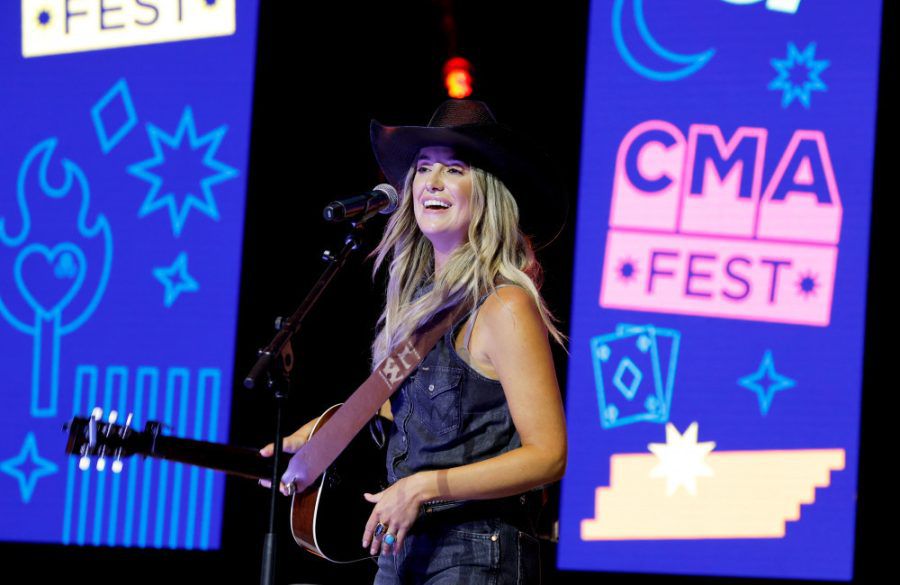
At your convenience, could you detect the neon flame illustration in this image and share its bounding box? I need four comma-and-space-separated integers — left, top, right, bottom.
0, 139, 113, 417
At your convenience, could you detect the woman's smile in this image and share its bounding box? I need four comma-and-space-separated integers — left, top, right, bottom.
412, 146, 473, 258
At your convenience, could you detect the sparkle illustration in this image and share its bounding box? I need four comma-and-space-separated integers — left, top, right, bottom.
738, 350, 796, 415
648, 422, 715, 496
796, 271, 819, 298
129, 107, 238, 237
1, 433, 59, 503
154, 252, 199, 307
768, 42, 830, 109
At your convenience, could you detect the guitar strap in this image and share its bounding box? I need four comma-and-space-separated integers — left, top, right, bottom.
281, 301, 472, 491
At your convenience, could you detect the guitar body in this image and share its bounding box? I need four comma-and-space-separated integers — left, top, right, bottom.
290, 404, 390, 563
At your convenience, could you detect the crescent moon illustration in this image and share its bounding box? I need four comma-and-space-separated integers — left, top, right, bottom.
612, 0, 716, 82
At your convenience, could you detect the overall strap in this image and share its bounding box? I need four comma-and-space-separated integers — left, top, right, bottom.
281, 300, 471, 492
461, 284, 516, 351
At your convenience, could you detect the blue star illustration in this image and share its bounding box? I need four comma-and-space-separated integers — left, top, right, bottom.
153, 252, 199, 307
768, 42, 830, 109
738, 350, 796, 416
0, 433, 59, 503
128, 106, 238, 237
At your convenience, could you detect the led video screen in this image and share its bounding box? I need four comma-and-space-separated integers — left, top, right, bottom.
558, 0, 881, 579
1, 0, 259, 549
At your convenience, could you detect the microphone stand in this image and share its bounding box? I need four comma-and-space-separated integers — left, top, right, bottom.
244, 216, 375, 585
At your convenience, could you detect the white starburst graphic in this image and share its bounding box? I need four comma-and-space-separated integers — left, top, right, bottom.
648, 422, 716, 496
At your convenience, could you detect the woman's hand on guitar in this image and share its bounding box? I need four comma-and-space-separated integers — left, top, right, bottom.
362, 472, 433, 556
258, 418, 317, 494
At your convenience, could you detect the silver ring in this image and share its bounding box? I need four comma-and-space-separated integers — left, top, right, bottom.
383, 533, 396, 546
374, 522, 387, 537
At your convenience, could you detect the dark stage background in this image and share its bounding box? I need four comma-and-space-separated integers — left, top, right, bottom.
3, 1, 890, 583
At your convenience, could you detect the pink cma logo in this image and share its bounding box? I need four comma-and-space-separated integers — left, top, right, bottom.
600, 120, 841, 326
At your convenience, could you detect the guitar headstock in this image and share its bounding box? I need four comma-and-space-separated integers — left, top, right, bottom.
64, 408, 159, 473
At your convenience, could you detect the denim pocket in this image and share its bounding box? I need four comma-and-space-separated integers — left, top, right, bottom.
516, 530, 541, 585
435, 521, 500, 580
413, 365, 463, 436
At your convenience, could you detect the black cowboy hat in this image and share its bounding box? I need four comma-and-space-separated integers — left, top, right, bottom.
370, 99, 567, 249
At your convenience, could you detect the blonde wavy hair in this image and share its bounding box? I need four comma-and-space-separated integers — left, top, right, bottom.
370, 162, 565, 367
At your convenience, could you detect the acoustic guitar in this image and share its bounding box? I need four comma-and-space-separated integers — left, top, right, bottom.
64, 404, 389, 563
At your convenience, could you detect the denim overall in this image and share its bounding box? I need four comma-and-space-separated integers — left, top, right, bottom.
374, 287, 541, 585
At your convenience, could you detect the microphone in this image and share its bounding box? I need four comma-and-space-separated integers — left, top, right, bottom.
322, 184, 399, 222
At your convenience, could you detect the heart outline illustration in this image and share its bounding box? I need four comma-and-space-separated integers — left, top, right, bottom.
14, 242, 87, 318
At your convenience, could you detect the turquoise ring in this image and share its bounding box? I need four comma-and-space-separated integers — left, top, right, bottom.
384, 533, 396, 546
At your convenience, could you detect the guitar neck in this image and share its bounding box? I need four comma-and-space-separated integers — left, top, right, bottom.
149, 431, 287, 481
65, 416, 290, 482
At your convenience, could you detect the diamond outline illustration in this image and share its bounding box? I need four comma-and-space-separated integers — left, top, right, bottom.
91, 79, 138, 154
613, 357, 643, 401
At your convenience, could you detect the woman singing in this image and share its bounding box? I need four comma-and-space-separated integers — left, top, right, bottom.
263, 99, 566, 584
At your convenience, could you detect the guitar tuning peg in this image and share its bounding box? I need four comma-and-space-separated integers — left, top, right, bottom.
79, 456, 91, 471
108, 410, 118, 424
91, 407, 103, 420
121, 413, 134, 437
88, 415, 98, 448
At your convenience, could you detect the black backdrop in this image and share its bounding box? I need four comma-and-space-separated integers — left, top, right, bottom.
3, 1, 891, 583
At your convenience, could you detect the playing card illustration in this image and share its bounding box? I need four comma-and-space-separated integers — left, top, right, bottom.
590, 324, 681, 429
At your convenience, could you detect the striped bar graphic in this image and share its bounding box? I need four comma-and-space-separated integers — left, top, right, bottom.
63, 365, 224, 549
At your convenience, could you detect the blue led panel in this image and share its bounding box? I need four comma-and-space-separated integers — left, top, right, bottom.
0, 0, 259, 549
558, 0, 881, 579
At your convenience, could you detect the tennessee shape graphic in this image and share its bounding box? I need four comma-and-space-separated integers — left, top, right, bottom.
580, 423, 845, 539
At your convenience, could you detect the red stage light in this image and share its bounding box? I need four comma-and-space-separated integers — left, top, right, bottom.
443, 57, 473, 99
